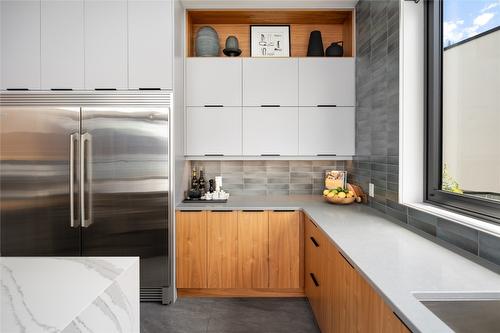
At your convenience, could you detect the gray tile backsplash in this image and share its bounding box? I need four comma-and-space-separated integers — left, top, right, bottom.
350, 0, 500, 266
189, 160, 346, 196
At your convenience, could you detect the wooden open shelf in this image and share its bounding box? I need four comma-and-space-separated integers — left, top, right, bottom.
187, 10, 354, 58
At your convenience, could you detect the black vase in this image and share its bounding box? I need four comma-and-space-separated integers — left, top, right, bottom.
326, 41, 344, 57
307, 31, 324, 57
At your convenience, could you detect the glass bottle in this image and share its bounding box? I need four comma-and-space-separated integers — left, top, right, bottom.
198, 168, 206, 195
191, 167, 198, 190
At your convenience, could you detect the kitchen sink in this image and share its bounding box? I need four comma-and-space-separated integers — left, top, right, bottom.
414, 292, 500, 333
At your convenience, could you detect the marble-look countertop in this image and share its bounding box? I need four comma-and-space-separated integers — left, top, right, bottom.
177, 196, 500, 333
1, 257, 139, 333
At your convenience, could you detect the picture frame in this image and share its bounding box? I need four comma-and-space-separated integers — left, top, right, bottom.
325, 170, 347, 190
250, 25, 291, 57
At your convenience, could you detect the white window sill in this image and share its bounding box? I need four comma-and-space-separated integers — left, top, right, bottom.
405, 202, 500, 238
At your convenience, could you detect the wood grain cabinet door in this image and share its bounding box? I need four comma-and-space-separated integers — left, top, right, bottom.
269, 211, 302, 289
175, 211, 208, 288
207, 211, 239, 288
305, 223, 322, 322
237, 211, 269, 288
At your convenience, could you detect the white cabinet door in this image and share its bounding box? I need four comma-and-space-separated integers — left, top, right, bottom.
299, 58, 355, 107
243, 58, 298, 106
41, 0, 84, 89
186, 107, 242, 156
85, 0, 127, 89
0, 0, 40, 90
299, 107, 355, 156
128, 0, 173, 89
243, 107, 298, 156
186, 58, 242, 107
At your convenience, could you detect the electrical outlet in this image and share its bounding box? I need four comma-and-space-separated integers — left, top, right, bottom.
369, 183, 375, 197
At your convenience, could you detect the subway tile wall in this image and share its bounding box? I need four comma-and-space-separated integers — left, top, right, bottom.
349, 0, 500, 267
189, 160, 347, 196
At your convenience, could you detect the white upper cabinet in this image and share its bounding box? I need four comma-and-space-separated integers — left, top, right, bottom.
128, 0, 173, 89
186, 107, 242, 156
41, 0, 84, 90
186, 58, 242, 107
242, 58, 298, 106
298, 107, 355, 156
85, 0, 127, 89
299, 58, 355, 107
0, 0, 41, 90
243, 107, 298, 156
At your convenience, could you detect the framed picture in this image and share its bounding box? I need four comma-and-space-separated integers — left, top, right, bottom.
325, 170, 347, 190
250, 25, 291, 57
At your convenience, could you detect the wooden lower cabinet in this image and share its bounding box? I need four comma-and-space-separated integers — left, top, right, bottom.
269, 211, 302, 289
237, 211, 269, 288
176, 210, 303, 295
304, 217, 410, 333
207, 211, 238, 288
175, 211, 208, 288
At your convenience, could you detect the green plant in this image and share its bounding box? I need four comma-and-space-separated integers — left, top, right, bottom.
442, 163, 463, 194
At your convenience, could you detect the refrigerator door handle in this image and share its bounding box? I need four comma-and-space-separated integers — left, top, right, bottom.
70, 133, 80, 227
80, 132, 93, 228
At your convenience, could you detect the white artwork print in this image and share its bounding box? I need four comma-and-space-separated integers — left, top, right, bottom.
251, 26, 290, 57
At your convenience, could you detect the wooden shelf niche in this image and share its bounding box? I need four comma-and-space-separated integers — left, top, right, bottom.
187, 10, 354, 58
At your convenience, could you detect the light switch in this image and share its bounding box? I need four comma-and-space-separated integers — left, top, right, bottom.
369, 183, 375, 197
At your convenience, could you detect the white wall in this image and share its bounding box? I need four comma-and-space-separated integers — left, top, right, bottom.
442, 29, 500, 193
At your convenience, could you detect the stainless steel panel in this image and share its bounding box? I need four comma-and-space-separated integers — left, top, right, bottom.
422, 300, 500, 333
81, 107, 169, 288
0, 106, 81, 255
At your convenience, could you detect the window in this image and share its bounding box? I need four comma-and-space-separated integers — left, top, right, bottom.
426, 0, 500, 223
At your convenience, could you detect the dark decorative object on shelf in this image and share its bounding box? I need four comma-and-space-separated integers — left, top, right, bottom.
326, 41, 344, 57
223, 36, 242, 57
208, 179, 215, 193
187, 189, 201, 199
307, 30, 324, 57
195, 26, 220, 57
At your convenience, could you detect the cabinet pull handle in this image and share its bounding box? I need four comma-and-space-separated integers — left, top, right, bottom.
273, 210, 294, 212
139, 88, 161, 90
69, 133, 80, 228
80, 132, 93, 228
51, 88, 73, 91
204, 104, 224, 108
242, 210, 264, 212
260, 104, 280, 107
317, 104, 337, 107
204, 154, 224, 157
310, 236, 319, 247
317, 154, 337, 157
261, 154, 280, 157
339, 251, 354, 269
310, 273, 319, 287
211, 210, 233, 212
6, 88, 29, 91
180, 210, 202, 212
95, 88, 117, 91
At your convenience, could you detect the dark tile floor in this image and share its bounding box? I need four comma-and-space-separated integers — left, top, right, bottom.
141, 297, 320, 333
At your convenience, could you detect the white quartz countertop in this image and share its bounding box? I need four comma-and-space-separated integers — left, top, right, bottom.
177, 196, 500, 333
1, 257, 140, 333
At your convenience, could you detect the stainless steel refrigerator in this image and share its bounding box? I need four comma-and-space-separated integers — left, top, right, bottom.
0, 92, 171, 303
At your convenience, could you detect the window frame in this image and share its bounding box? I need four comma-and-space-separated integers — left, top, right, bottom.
425, 0, 500, 223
